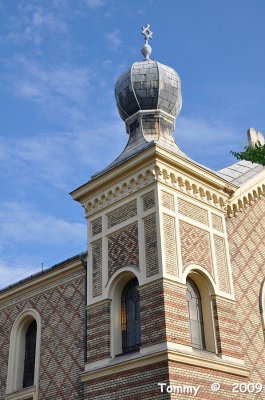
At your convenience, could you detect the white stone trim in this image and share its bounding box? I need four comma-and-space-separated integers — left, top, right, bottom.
227, 169, 265, 217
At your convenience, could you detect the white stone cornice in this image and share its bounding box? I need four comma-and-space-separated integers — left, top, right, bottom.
226, 169, 265, 217
81, 162, 231, 217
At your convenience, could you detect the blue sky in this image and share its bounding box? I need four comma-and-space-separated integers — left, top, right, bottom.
1, 0, 265, 288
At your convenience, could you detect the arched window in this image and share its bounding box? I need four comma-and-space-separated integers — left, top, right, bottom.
186, 277, 205, 350
6, 309, 41, 396
23, 320, 37, 388
121, 278, 141, 353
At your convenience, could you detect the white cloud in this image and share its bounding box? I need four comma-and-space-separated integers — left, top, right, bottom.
0, 260, 41, 290
106, 29, 122, 50
0, 200, 87, 288
174, 116, 242, 170
9, 56, 93, 123
0, 201, 86, 246
0, 119, 126, 190
2, 4, 67, 46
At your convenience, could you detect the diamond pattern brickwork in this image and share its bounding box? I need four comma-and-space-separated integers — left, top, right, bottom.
0, 271, 85, 400
179, 221, 213, 277
227, 197, 265, 383
144, 213, 159, 277
108, 222, 139, 279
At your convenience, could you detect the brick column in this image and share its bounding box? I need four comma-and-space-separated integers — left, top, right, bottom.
87, 300, 111, 362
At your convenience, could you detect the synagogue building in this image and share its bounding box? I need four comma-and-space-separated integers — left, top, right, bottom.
1, 26, 265, 400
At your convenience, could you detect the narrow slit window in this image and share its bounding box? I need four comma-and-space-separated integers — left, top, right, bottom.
23, 320, 37, 388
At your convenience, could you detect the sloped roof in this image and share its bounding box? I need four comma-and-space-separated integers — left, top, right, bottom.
217, 160, 265, 186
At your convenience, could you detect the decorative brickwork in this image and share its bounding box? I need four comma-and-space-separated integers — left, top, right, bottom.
214, 235, 230, 293
107, 200, 137, 228
142, 190, 155, 211
227, 197, 265, 382
92, 239, 102, 297
212, 213, 223, 232
91, 217, 102, 236
161, 191, 174, 210
144, 214, 159, 277
139, 281, 167, 347
163, 214, 178, 276
212, 296, 243, 359
163, 281, 190, 346
179, 221, 213, 277
0, 271, 85, 400
139, 280, 190, 349
169, 362, 246, 399
108, 223, 139, 279
178, 198, 208, 226
84, 362, 170, 399
87, 301, 111, 362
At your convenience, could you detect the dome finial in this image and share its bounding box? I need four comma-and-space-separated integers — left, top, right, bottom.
141, 24, 153, 60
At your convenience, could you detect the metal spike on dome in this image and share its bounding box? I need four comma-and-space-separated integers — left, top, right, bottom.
141, 24, 152, 60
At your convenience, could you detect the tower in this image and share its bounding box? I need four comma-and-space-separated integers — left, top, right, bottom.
70, 26, 248, 398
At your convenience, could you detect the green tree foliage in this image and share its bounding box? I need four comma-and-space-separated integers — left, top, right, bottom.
230, 141, 265, 166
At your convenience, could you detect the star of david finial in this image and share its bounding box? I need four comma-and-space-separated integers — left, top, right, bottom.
141, 24, 153, 43
141, 24, 153, 60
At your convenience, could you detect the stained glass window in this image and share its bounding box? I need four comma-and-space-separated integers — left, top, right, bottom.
186, 278, 205, 350
23, 320, 37, 388
121, 278, 141, 353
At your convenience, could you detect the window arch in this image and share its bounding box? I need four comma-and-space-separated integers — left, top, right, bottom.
121, 278, 141, 353
186, 271, 217, 353
6, 309, 41, 397
108, 269, 141, 357
186, 278, 205, 350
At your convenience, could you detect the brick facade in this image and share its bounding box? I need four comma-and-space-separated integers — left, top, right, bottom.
87, 301, 111, 362
84, 362, 169, 400
108, 222, 139, 279
0, 266, 85, 400
179, 221, 213, 276
226, 197, 265, 385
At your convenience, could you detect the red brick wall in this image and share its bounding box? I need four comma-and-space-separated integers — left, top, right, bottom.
163, 281, 190, 346
0, 269, 85, 400
139, 281, 167, 347
84, 361, 170, 400
169, 362, 246, 399
226, 197, 265, 383
212, 296, 243, 358
87, 301, 111, 362
140, 280, 190, 349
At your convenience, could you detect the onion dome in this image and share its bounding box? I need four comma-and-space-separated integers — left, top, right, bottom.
92, 25, 186, 179
115, 60, 182, 121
